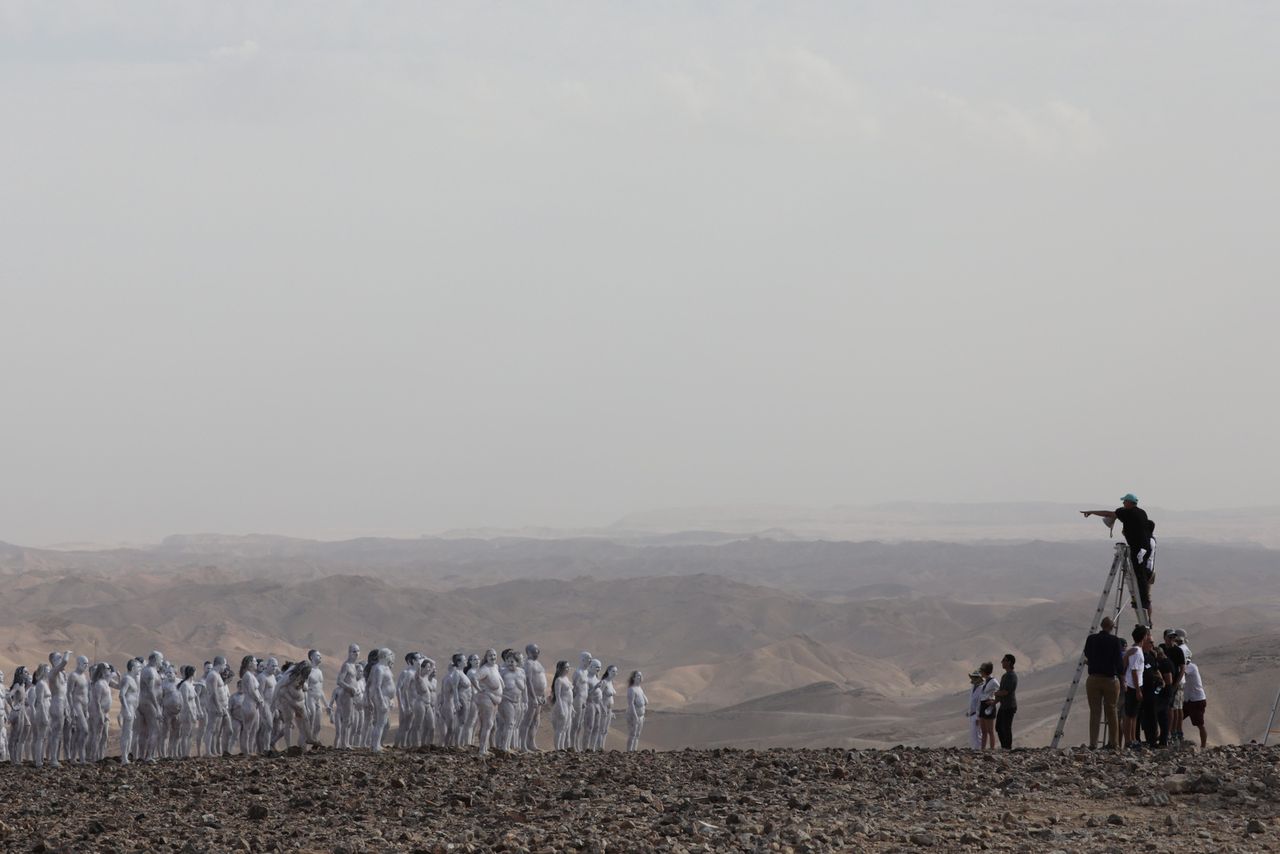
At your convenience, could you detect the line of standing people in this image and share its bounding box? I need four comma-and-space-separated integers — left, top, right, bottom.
967, 655, 1018, 749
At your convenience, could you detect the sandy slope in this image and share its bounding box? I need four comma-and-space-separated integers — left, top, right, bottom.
0, 534, 1277, 750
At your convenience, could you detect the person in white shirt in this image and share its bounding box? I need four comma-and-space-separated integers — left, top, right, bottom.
1122, 627, 1148, 749
965, 670, 983, 749
1181, 660, 1207, 748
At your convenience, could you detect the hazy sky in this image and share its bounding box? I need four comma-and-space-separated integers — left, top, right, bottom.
2, 2, 1277, 545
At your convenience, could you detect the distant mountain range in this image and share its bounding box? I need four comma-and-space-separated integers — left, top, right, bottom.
0, 525, 1276, 750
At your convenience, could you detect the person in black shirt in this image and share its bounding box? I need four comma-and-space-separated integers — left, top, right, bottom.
993, 654, 1018, 749
1080, 494, 1154, 625
1136, 634, 1166, 747
1083, 616, 1125, 749
1152, 645, 1175, 746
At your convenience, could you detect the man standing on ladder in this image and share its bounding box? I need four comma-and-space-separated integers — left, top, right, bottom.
1080, 493, 1154, 626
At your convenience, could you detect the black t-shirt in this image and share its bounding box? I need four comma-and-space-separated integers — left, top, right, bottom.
1085, 631, 1125, 677
1161, 643, 1186, 686
998, 671, 1018, 712
1155, 657, 1174, 704
1141, 649, 1158, 700
1114, 506, 1151, 548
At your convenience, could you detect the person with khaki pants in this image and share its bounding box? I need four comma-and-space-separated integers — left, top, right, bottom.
1083, 616, 1126, 749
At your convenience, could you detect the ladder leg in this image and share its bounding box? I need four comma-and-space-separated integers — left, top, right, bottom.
1050, 547, 1125, 749
1265, 684, 1280, 746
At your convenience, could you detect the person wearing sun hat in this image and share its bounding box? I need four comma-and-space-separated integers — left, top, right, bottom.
966, 669, 984, 749
1080, 493, 1155, 626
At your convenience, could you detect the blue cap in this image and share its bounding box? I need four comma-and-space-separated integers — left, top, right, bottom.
1121, 493, 1139, 504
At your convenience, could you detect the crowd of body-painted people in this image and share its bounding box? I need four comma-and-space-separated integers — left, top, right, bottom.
2, 643, 648, 767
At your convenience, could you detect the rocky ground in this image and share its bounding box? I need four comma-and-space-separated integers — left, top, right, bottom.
0, 745, 1277, 853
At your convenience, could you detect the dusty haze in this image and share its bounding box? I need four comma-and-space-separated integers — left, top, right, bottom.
2, 5, 1277, 755
2, 516, 1278, 751
3, 3, 1278, 545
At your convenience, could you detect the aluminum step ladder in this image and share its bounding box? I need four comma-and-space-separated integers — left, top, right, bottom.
1049, 543, 1150, 749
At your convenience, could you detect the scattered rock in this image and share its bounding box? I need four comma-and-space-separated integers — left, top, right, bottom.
0, 746, 1272, 853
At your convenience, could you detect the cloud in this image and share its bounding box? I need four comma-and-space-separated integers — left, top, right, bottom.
933, 91, 1104, 159
658, 47, 880, 142
210, 39, 260, 60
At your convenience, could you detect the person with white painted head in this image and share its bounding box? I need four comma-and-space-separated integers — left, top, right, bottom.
395, 652, 422, 748
473, 648, 504, 756
626, 670, 647, 751
203, 656, 231, 757
304, 649, 325, 746
570, 651, 592, 752
65, 655, 92, 763
217, 664, 234, 754
441, 653, 465, 746
193, 662, 211, 756
332, 644, 361, 749
44, 651, 71, 767
592, 665, 617, 751
459, 654, 480, 747
550, 661, 573, 751
88, 663, 115, 761
7, 668, 31, 764
176, 665, 201, 757
366, 647, 395, 752
579, 658, 602, 752
361, 649, 380, 747
116, 658, 140, 763
161, 663, 184, 758
228, 681, 245, 749
520, 644, 547, 752
238, 655, 263, 756
0, 669, 8, 763
412, 656, 437, 747
137, 651, 165, 763
352, 662, 368, 746
497, 650, 523, 751
257, 657, 279, 753
29, 664, 53, 767
271, 659, 311, 750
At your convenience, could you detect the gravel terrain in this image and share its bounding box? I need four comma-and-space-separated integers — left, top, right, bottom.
0, 745, 1277, 853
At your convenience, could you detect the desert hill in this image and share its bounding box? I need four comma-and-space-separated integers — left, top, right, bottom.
0, 532, 1276, 749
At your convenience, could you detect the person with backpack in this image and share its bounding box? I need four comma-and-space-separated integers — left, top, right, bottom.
1137, 631, 1166, 747
977, 662, 999, 750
